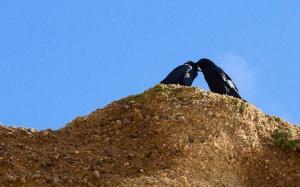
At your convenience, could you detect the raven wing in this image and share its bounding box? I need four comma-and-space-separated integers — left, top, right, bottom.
160, 64, 192, 84
214, 67, 239, 92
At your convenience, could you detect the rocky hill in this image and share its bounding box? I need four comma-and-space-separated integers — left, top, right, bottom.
0, 84, 299, 187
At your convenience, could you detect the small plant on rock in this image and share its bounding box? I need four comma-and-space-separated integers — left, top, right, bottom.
274, 128, 300, 152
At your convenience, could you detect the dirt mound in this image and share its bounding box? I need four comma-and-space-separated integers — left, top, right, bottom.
0, 84, 299, 186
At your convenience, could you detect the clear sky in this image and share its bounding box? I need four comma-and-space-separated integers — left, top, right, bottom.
0, 1, 299, 129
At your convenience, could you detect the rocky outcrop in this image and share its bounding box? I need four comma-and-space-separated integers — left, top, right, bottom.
0, 84, 299, 186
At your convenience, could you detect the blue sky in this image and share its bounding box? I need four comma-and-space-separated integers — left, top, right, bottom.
0, 1, 299, 129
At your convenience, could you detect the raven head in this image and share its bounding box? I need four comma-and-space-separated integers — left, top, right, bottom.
184, 61, 195, 66
196, 58, 215, 71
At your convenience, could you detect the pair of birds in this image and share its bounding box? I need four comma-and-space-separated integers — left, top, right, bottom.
160, 58, 243, 100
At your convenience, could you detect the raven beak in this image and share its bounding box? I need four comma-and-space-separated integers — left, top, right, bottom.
198, 67, 202, 72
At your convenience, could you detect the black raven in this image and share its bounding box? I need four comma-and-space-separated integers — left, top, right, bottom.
160, 61, 201, 86
197, 58, 243, 100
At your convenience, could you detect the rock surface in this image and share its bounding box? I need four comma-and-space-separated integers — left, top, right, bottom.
0, 84, 299, 186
